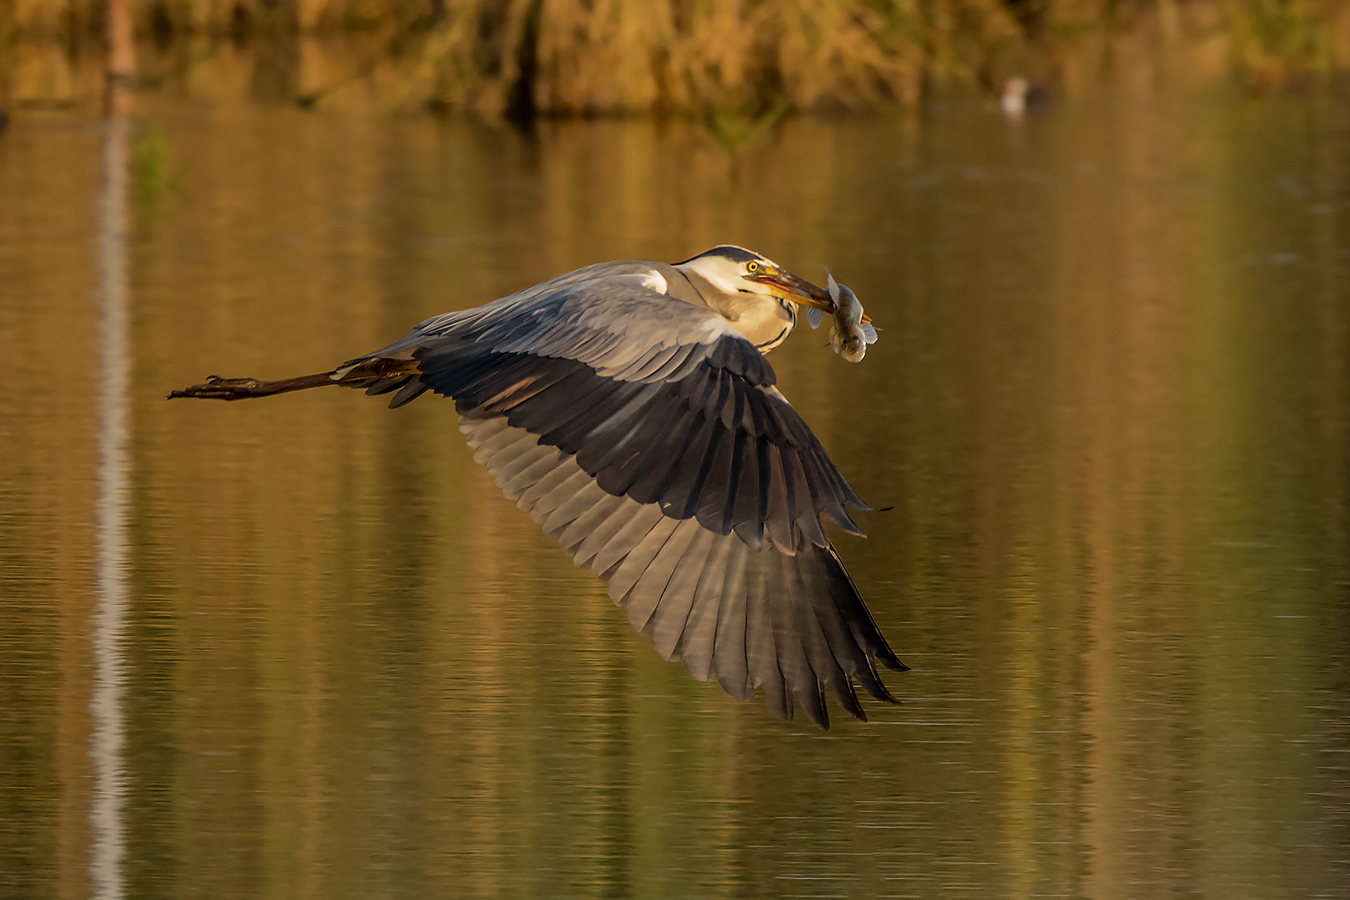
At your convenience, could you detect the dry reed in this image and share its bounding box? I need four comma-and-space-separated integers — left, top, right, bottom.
1, 0, 1347, 114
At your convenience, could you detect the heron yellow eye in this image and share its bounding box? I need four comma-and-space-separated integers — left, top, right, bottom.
747, 262, 758, 273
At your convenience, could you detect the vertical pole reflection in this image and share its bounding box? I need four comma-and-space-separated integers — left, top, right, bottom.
90, 113, 133, 900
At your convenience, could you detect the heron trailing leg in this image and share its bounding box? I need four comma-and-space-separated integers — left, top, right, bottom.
169, 357, 422, 401
168, 372, 338, 400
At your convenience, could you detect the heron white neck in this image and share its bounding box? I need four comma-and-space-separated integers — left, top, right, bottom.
716, 293, 797, 351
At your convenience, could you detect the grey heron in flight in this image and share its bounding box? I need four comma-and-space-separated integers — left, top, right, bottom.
171, 245, 907, 728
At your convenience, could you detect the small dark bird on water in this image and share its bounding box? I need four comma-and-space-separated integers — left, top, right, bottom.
171, 246, 908, 728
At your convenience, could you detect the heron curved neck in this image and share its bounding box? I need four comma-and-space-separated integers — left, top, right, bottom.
668, 266, 795, 351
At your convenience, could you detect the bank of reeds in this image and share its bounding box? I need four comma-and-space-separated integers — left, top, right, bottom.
2, 0, 1348, 114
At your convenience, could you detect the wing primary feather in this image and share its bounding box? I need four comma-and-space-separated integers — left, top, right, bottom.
572, 386, 664, 472
781, 449, 827, 547
667, 417, 726, 521
728, 433, 763, 546
719, 428, 748, 537
820, 542, 908, 674
500, 444, 566, 501
753, 390, 801, 447
542, 380, 645, 453
711, 370, 734, 428
646, 525, 714, 660
548, 392, 634, 452
387, 379, 428, 408
744, 562, 791, 720
477, 369, 560, 413
494, 435, 557, 484
557, 492, 627, 557
594, 441, 662, 513
743, 388, 784, 439
417, 346, 499, 400
712, 546, 752, 701
754, 440, 773, 544
624, 404, 702, 506
694, 425, 739, 535
674, 534, 735, 682
797, 446, 861, 541
768, 557, 827, 726
623, 519, 700, 635
657, 410, 720, 506
471, 419, 534, 467
510, 366, 609, 435
692, 366, 724, 416
793, 549, 873, 719
618, 518, 691, 631
787, 559, 859, 724
589, 503, 667, 576
778, 449, 805, 545
677, 365, 715, 410
794, 445, 838, 533
720, 376, 746, 431
608, 515, 680, 607
542, 479, 617, 538
762, 446, 797, 553
460, 415, 902, 725
807, 545, 903, 704
581, 385, 670, 469
567, 493, 641, 566
519, 454, 591, 513
441, 351, 854, 552
707, 336, 776, 385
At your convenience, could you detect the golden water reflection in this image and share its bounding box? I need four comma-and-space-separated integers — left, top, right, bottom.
1, 85, 1348, 897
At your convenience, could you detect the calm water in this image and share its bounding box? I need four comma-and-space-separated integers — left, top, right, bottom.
2, 81, 1349, 899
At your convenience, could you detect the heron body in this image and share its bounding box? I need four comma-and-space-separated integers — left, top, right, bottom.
172, 246, 907, 728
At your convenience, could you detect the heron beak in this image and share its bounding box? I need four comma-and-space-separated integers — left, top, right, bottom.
750, 268, 833, 311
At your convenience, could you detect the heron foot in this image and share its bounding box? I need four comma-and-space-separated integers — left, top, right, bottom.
168, 375, 268, 400
168, 370, 341, 400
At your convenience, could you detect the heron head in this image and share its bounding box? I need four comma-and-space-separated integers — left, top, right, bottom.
674, 246, 832, 313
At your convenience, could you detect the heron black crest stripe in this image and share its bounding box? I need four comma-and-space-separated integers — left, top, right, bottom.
673, 245, 763, 266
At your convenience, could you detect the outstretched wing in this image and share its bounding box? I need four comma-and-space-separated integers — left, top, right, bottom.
355, 269, 906, 727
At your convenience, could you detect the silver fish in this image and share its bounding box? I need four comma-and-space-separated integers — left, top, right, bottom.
813, 268, 878, 363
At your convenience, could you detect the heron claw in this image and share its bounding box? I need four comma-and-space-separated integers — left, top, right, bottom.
168, 376, 263, 400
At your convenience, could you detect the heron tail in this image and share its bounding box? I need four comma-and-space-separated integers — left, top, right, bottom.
168, 357, 422, 402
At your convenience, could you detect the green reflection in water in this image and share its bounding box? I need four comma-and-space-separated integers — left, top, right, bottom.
0, 84, 1347, 898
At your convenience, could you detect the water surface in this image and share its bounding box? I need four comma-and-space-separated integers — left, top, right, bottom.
1, 84, 1348, 898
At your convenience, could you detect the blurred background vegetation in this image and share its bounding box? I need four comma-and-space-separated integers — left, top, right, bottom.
0, 0, 1347, 116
